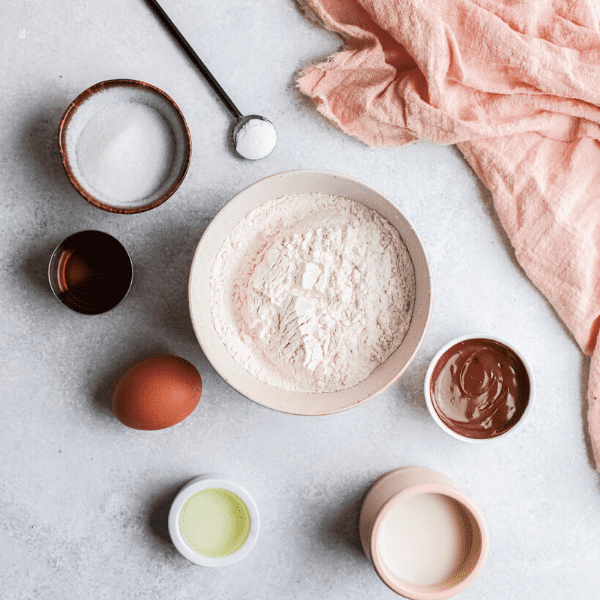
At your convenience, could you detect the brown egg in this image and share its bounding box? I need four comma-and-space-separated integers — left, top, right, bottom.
112, 355, 202, 430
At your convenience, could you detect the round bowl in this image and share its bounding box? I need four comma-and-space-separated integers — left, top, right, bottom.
189, 169, 432, 415
359, 467, 489, 600
424, 334, 535, 443
168, 474, 260, 567
59, 79, 191, 214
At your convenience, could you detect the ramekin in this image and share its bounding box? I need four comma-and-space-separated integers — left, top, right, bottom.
424, 334, 535, 444
168, 474, 260, 567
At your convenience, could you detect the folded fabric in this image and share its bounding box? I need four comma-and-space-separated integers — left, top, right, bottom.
297, 0, 600, 470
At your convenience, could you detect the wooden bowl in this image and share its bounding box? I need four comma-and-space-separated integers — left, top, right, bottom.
59, 79, 191, 214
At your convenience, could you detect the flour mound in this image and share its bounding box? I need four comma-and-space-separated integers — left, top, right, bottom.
209, 193, 416, 393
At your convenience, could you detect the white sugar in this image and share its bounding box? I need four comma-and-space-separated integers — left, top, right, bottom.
76, 102, 175, 203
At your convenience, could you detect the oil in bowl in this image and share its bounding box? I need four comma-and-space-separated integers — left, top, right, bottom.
179, 488, 251, 558
168, 474, 260, 567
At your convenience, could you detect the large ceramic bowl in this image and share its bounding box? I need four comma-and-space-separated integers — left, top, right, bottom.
189, 170, 432, 415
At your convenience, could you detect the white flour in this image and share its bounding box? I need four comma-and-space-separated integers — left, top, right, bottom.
209, 193, 416, 393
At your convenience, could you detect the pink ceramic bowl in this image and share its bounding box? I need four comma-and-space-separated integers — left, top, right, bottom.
359, 467, 489, 600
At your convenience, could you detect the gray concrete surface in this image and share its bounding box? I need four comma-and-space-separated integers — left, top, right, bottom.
1, 1, 599, 598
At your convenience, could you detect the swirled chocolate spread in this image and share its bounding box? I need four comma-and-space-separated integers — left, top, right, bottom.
430, 338, 530, 439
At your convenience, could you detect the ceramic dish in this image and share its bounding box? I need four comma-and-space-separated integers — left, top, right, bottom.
168, 474, 260, 567
188, 169, 433, 415
359, 467, 489, 600
424, 334, 534, 443
58, 79, 191, 214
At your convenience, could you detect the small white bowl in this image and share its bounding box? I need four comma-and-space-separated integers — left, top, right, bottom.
188, 169, 433, 416
424, 334, 535, 443
168, 474, 260, 567
59, 79, 191, 214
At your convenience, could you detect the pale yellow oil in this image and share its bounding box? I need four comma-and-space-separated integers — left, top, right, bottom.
179, 488, 251, 558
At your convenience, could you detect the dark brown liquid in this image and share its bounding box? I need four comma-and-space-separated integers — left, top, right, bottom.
430, 338, 530, 439
51, 231, 132, 314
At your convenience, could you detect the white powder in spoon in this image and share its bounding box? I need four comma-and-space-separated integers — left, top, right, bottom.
234, 118, 277, 160
209, 193, 416, 393
76, 102, 175, 203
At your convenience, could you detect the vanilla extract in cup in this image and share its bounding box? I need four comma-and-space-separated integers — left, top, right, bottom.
48, 230, 133, 315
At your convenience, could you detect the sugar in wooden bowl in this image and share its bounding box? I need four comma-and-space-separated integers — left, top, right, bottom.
59, 79, 191, 214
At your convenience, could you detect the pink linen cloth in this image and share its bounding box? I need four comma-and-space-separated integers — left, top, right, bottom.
297, 0, 600, 469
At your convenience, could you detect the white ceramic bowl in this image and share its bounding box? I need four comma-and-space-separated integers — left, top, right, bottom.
189, 169, 433, 415
359, 467, 489, 600
59, 79, 191, 214
168, 474, 260, 567
424, 334, 535, 443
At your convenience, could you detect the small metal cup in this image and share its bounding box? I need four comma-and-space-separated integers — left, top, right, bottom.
48, 230, 133, 315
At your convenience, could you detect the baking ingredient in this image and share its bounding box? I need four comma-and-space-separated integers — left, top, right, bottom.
179, 488, 251, 557
378, 493, 475, 586
429, 338, 530, 439
112, 355, 202, 430
76, 102, 175, 203
234, 117, 277, 160
52, 230, 132, 315
210, 193, 415, 392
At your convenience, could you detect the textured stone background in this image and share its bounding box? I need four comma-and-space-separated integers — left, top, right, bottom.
1, 1, 599, 598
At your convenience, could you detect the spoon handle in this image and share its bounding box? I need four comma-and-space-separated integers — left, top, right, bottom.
144, 0, 243, 120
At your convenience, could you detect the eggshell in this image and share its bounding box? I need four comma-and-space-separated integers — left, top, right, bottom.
112, 355, 202, 430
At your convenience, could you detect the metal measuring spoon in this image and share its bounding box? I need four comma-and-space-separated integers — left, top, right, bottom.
145, 0, 276, 160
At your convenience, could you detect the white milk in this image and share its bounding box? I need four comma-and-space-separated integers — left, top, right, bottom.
378, 493, 470, 586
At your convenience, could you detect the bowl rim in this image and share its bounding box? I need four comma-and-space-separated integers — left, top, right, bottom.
168, 474, 260, 567
58, 78, 192, 214
188, 168, 433, 416
369, 482, 489, 600
423, 333, 535, 444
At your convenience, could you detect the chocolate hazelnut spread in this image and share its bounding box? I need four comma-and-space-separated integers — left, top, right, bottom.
429, 338, 530, 439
